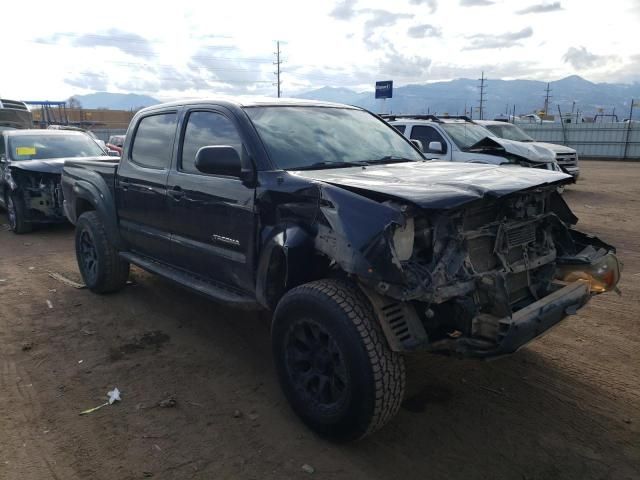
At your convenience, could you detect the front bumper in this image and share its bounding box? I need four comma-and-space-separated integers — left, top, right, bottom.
488, 281, 590, 356
428, 281, 592, 358
560, 165, 580, 180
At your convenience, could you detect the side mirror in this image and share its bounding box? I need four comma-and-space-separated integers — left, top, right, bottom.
428, 141, 444, 153
195, 145, 241, 177
410, 139, 424, 151
0, 154, 6, 163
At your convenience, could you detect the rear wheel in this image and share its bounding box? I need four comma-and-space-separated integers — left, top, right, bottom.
6, 194, 32, 234
75, 211, 129, 293
272, 279, 405, 441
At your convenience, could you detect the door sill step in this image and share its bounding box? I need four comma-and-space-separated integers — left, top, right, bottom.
119, 252, 260, 310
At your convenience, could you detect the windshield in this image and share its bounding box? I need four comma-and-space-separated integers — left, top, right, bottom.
8, 133, 105, 161
244, 106, 424, 170
440, 123, 495, 150
485, 123, 534, 142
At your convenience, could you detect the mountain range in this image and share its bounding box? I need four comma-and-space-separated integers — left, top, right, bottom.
297, 76, 640, 119
68, 76, 640, 120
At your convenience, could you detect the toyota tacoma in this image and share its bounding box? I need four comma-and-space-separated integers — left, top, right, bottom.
61, 98, 620, 441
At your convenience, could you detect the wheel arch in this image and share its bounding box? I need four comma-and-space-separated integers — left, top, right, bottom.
256, 225, 330, 309
72, 180, 124, 250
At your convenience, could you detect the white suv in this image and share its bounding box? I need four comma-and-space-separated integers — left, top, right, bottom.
387, 115, 561, 172
476, 120, 579, 180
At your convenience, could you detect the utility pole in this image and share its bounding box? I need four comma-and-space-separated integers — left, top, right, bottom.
477, 71, 486, 120
273, 41, 282, 98
543, 82, 552, 117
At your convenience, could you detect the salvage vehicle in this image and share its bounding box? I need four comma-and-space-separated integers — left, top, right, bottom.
476, 120, 580, 180
0, 129, 110, 233
387, 115, 561, 171
61, 98, 620, 441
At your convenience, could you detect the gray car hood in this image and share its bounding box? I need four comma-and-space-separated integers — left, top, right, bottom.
293, 161, 571, 210
532, 141, 576, 155
9, 156, 113, 174
469, 137, 556, 163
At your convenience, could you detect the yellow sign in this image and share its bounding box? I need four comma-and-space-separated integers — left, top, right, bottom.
16, 147, 36, 156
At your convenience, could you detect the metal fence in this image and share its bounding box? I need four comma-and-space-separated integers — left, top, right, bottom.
519, 123, 640, 160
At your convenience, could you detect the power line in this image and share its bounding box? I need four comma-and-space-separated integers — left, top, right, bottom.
543, 82, 552, 116
477, 71, 486, 120
274, 40, 283, 98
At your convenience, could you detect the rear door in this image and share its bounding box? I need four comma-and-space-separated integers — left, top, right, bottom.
116, 111, 178, 261
409, 125, 450, 160
166, 107, 256, 293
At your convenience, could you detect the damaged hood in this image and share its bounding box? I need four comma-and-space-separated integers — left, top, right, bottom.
9, 156, 113, 174
532, 141, 576, 155
293, 161, 571, 210
468, 136, 556, 163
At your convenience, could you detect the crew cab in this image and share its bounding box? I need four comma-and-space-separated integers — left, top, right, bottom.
1, 129, 111, 233
61, 98, 620, 441
386, 115, 560, 171
476, 119, 580, 180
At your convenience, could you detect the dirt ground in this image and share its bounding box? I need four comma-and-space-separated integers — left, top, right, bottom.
1, 161, 638, 480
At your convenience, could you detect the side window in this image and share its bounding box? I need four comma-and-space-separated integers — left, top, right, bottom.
0, 137, 5, 158
410, 126, 448, 154
130, 113, 177, 169
394, 124, 406, 134
180, 111, 242, 174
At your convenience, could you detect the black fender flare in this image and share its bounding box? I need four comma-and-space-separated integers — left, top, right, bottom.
71, 177, 124, 250
255, 225, 315, 309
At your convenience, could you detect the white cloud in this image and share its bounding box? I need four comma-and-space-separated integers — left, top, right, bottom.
0, 0, 637, 101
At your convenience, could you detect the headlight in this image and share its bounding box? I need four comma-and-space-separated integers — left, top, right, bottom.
556, 253, 621, 293
392, 217, 414, 261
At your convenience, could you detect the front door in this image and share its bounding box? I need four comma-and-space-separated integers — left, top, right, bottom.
167, 109, 256, 293
116, 111, 177, 260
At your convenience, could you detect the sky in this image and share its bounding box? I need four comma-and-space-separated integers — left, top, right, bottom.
1, 0, 639, 101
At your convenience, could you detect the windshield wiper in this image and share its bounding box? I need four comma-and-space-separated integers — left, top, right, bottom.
290, 161, 370, 171
367, 156, 416, 164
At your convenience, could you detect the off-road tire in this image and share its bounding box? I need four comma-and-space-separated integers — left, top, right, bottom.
75, 211, 129, 293
6, 193, 32, 234
272, 279, 406, 442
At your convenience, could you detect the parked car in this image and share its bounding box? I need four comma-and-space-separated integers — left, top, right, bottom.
108, 135, 125, 148
0, 99, 32, 130
61, 98, 619, 441
47, 125, 120, 157
476, 120, 580, 180
386, 115, 561, 171
0, 129, 111, 233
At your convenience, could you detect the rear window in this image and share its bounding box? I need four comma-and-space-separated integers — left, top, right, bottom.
130, 113, 177, 169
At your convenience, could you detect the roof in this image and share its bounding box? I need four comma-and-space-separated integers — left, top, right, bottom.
3, 129, 90, 137
388, 118, 470, 125
384, 114, 473, 125
474, 120, 512, 126
138, 96, 358, 114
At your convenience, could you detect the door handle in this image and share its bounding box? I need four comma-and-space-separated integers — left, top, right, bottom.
168, 186, 185, 200
119, 180, 130, 191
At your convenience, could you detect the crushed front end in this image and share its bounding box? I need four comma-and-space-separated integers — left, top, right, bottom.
7, 167, 66, 223
358, 188, 620, 358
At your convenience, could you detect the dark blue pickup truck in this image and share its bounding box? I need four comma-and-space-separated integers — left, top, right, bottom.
61, 97, 620, 441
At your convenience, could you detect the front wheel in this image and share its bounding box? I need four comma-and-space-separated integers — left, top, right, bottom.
7, 194, 32, 234
272, 279, 406, 442
75, 211, 129, 293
